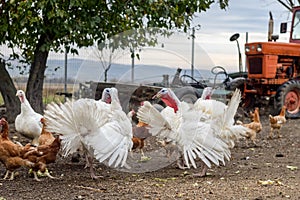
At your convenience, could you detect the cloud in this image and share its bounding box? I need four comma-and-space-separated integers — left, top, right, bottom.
190, 0, 291, 71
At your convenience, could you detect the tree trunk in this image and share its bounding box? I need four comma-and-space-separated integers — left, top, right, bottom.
26, 49, 49, 114
0, 59, 20, 122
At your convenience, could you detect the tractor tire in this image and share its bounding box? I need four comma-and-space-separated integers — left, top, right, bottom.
225, 77, 245, 91
274, 80, 300, 118
173, 87, 199, 104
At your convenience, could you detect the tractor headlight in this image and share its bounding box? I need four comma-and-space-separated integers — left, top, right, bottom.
245, 46, 250, 52
256, 44, 262, 52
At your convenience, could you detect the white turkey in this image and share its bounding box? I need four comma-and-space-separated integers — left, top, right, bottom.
194, 87, 228, 119
155, 87, 249, 148
15, 90, 43, 146
44, 87, 133, 179
138, 88, 248, 176
193, 87, 249, 148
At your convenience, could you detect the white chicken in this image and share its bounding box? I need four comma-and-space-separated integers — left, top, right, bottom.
44, 87, 133, 179
15, 90, 42, 146
138, 88, 248, 176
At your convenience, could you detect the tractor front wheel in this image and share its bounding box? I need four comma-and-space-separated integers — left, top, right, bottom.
274, 80, 300, 118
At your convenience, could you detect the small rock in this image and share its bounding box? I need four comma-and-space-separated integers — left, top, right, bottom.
71, 153, 81, 163
275, 153, 284, 157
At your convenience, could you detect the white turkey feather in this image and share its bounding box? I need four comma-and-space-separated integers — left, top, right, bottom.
44, 88, 133, 169
137, 100, 230, 170
84, 120, 131, 167
45, 99, 108, 156
137, 101, 173, 138
194, 97, 227, 119
208, 89, 250, 148
176, 103, 230, 168
222, 89, 241, 127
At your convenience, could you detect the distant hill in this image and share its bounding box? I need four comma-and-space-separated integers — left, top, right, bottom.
8, 58, 219, 84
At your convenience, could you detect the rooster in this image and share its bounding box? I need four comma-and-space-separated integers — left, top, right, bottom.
0, 118, 35, 180
269, 106, 286, 138
15, 90, 42, 146
236, 107, 262, 145
138, 88, 246, 177
44, 88, 133, 179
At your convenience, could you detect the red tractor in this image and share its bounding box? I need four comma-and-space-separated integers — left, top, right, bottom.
227, 7, 300, 118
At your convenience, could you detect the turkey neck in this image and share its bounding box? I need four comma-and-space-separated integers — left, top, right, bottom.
19, 95, 25, 103
20, 96, 36, 114
161, 95, 179, 113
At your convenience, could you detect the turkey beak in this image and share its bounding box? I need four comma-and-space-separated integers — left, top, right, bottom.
152, 93, 161, 99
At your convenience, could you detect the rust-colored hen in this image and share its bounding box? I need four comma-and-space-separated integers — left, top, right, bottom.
0, 118, 35, 180
269, 106, 286, 138
38, 118, 55, 146
237, 107, 262, 145
22, 118, 61, 181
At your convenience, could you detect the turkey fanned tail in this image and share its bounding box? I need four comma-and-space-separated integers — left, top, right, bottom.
44, 98, 132, 168
137, 101, 230, 170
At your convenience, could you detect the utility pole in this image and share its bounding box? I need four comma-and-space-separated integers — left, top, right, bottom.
64, 47, 68, 102
191, 27, 195, 79
131, 48, 134, 83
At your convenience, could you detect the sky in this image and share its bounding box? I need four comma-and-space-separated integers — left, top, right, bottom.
1, 0, 293, 78
72, 0, 292, 75
192, 0, 291, 71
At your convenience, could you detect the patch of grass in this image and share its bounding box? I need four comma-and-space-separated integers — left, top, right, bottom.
1, 83, 77, 107
0, 94, 3, 105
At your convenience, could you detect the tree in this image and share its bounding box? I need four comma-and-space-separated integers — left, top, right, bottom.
94, 38, 126, 83
0, 0, 229, 122
275, 0, 300, 11
0, 59, 20, 122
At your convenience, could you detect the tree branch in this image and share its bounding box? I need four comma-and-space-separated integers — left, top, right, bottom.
276, 0, 293, 12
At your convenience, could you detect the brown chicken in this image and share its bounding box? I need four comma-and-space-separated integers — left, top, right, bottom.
24, 117, 59, 181
131, 136, 145, 156
130, 110, 151, 160
38, 118, 55, 146
0, 118, 35, 180
131, 124, 151, 160
23, 136, 61, 181
237, 107, 262, 145
269, 106, 287, 138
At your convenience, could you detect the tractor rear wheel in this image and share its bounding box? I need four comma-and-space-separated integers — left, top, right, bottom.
274, 80, 300, 118
173, 87, 200, 104
225, 77, 245, 92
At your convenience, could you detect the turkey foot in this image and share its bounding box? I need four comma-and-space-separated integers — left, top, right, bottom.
193, 164, 208, 177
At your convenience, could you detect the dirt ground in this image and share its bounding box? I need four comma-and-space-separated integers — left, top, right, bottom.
0, 115, 299, 200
